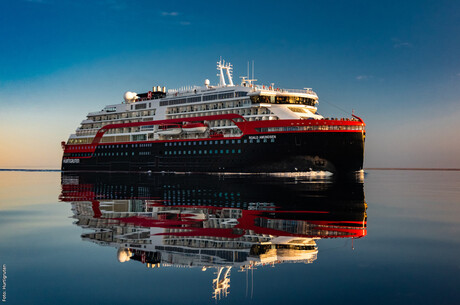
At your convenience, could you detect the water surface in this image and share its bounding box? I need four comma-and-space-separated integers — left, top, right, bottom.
0, 170, 458, 305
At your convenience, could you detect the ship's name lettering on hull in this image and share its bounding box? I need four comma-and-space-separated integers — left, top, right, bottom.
248, 135, 276, 140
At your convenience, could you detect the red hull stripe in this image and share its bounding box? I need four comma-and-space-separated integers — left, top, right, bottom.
63, 114, 365, 155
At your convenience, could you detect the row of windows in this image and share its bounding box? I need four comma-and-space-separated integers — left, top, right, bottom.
72, 149, 244, 158
164, 138, 275, 146
159, 91, 247, 107
166, 101, 263, 115
250, 95, 316, 106
164, 149, 242, 155
68, 137, 277, 153
218, 92, 234, 99
187, 96, 201, 103
255, 125, 364, 132
165, 139, 240, 146
70, 153, 92, 157
68, 143, 151, 151
131, 103, 153, 110
68, 152, 133, 157
203, 94, 217, 101
87, 110, 155, 124
92, 152, 133, 157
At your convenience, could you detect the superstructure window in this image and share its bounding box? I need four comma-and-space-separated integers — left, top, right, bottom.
235, 91, 247, 97
187, 96, 201, 103
171, 98, 186, 105
203, 94, 217, 101
160, 98, 186, 106
250, 95, 316, 106
218, 92, 234, 99
288, 107, 307, 113
135, 103, 147, 110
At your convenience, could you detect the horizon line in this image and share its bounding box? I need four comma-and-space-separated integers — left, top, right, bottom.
1, 168, 460, 172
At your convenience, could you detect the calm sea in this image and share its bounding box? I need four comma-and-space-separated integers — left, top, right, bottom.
0, 170, 458, 305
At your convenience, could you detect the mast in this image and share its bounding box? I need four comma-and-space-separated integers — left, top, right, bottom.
217, 58, 234, 87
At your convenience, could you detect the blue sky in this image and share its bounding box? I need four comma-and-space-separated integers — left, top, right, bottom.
0, 0, 459, 168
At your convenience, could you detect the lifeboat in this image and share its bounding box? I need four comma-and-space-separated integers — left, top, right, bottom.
182, 122, 208, 134
157, 124, 182, 135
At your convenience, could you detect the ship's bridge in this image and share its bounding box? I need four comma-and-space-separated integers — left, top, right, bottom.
249, 94, 317, 107
247, 85, 318, 106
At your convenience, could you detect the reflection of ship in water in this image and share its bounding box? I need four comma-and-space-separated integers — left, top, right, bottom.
60, 173, 367, 300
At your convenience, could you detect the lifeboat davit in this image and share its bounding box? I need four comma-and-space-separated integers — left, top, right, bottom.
157, 124, 182, 135
182, 122, 208, 133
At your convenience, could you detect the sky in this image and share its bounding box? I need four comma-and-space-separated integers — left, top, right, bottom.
0, 0, 459, 169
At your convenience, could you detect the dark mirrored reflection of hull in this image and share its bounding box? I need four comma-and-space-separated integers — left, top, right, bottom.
60, 173, 367, 300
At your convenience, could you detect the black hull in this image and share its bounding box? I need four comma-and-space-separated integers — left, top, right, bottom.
62, 131, 364, 174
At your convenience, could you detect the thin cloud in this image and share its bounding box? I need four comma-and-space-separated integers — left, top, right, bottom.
392, 38, 413, 49
161, 11, 179, 16
179, 21, 191, 26
394, 42, 413, 48
356, 75, 372, 81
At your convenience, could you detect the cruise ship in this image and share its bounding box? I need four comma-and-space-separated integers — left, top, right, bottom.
61, 60, 366, 174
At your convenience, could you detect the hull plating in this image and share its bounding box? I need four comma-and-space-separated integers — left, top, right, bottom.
62, 131, 365, 174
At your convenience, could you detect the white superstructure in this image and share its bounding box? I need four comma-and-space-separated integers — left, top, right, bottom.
67, 60, 321, 145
